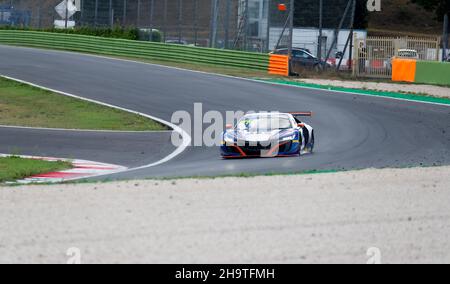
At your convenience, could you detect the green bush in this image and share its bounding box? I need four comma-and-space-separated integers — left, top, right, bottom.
0, 25, 140, 40
138, 28, 163, 42
151, 30, 162, 43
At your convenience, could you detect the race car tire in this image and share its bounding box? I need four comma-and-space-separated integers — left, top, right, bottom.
298, 137, 303, 156
302, 126, 310, 146
309, 131, 315, 153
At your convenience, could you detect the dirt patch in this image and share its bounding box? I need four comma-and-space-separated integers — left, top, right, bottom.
296, 78, 450, 99
1, 166, 450, 263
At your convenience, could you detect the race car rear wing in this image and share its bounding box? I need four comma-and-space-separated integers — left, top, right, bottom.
289, 112, 313, 123
289, 112, 313, 117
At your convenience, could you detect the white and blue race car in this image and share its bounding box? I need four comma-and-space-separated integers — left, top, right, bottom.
221, 112, 315, 158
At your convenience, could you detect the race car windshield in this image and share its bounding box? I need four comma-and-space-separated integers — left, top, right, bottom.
237, 116, 292, 131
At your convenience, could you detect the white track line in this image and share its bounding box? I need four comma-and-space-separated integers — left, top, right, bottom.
0, 75, 192, 181
0, 124, 172, 133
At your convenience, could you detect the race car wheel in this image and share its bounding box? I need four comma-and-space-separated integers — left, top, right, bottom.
309, 132, 315, 153
298, 137, 302, 156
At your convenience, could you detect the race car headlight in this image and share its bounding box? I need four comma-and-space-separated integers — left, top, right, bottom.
223, 134, 235, 144
281, 134, 296, 141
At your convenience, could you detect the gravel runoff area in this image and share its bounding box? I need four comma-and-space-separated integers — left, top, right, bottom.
296, 79, 450, 99
1, 166, 449, 264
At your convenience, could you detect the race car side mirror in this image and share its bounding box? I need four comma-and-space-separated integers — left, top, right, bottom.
226, 124, 233, 129
298, 123, 305, 128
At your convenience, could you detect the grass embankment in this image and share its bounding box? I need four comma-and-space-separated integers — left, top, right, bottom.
0, 156, 72, 183
0, 77, 167, 131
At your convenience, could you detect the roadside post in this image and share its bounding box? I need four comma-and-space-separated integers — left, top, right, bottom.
109, 0, 113, 29
265, 0, 271, 52
209, 0, 219, 48
149, 0, 154, 41
94, 0, 98, 26
318, 0, 323, 62
443, 14, 449, 62
137, 0, 141, 27
288, 0, 294, 60
123, 0, 127, 26
65, 0, 69, 28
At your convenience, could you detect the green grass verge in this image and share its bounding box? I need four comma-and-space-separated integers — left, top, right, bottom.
0, 156, 72, 183
152, 169, 341, 181
0, 76, 167, 131
261, 79, 450, 106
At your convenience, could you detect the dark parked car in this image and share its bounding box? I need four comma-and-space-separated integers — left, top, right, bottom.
165, 39, 189, 45
275, 47, 312, 54
271, 48, 331, 74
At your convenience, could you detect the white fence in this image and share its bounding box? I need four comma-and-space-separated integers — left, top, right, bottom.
354, 36, 440, 78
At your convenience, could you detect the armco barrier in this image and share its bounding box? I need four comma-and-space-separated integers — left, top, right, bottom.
0, 30, 290, 75
392, 58, 450, 86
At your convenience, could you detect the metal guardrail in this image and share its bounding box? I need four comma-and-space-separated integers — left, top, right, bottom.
0, 30, 271, 71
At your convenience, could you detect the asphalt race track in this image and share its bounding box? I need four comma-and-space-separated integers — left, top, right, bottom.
0, 126, 175, 167
1, 45, 450, 179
